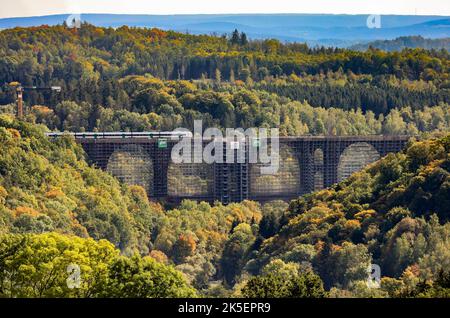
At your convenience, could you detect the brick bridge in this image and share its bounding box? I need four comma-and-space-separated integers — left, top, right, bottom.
47, 132, 409, 204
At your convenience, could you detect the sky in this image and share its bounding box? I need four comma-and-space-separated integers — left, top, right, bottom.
0, 0, 449, 19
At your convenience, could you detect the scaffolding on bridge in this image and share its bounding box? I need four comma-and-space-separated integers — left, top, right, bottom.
46, 133, 410, 203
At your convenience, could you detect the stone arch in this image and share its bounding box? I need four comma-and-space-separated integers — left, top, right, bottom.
167, 148, 214, 197
337, 142, 380, 182
314, 148, 324, 165
250, 144, 300, 196
106, 144, 153, 194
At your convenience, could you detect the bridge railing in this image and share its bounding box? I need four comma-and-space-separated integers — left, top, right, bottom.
45, 131, 192, 139
45, 132, 411, 141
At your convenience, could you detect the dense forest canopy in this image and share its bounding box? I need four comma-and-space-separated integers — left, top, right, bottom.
350, 36, 450, 52
250, 135, 450, 294
4, 75, 447, 136
0, 232, 196, 297
0, 24, 449, 135
0, 115, 449, 297
0, 23, 449, 298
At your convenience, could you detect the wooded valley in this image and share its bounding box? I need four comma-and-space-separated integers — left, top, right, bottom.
0, 24, 449, 298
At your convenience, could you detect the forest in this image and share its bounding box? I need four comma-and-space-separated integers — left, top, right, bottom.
0, 23, 449, 298
350, 36, 450, 52
0, 25, 449, 135
0, 115, 448, 297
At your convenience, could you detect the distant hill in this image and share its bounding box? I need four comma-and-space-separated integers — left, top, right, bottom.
350, 36, 450, 51
0, 13, 449, 47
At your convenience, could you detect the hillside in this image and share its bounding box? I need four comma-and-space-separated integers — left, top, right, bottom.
1, 115, 449, 297
0, 21, 449, 298
243, 134, 450, 297
6, 75, 448, 136
0, 114, 163, 254
0, 24, 449, 135
0, 116, 264, 296
350, 36, 450, 51
0, 14, 449, 46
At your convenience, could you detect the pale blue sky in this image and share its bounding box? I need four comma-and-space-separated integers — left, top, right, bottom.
1, 0, 449, 19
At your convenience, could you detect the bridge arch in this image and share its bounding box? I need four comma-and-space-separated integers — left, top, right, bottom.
337, 142, 380, 182
106, 144, 154, 194
249, 144, 300, 197
167, 149, 214, 197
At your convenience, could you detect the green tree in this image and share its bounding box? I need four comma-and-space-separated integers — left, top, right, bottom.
230, 29, 240, 45
241, 272, 326, 298
221, 223, 255, 285
214, 68, 222, 83
0, 232, 118, 297
101, 255, 196, 298
0, 233, 196, 298
240, 32, 248, 46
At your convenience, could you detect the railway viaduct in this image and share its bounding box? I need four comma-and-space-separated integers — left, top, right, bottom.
47, 132, 409, 204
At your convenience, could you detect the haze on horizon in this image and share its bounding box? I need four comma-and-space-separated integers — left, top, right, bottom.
0, 0, 449, 19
